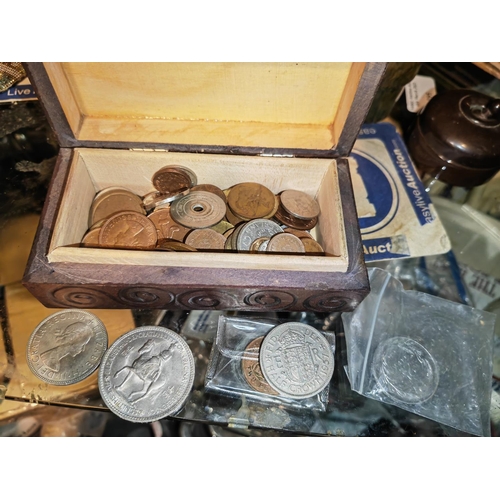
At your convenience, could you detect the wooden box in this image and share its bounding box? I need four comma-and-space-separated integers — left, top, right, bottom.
22, 63, 386, 312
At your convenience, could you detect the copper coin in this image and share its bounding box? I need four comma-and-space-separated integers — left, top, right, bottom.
185, 228, 226, 250
99, 211, 157, 249
170, 191, 226, 229
273, 203, 318, 230
152, 166, 192, 195
89, 219, 108, 231
81, 228, 101, 247
267, 233, 306, 253
227, 182, 276, 220
90, 188, 145, 226
225, 204, 249, 225
172, 165, 197, 187
262, 194, 280, 219
147, 207, 191, 242
250, 237, 270, 253
284, 228, 313, 239
280, 190, 320, 220
241, 337, 279, 396
191, 184, 227, 204
301, 238, 325, 254
156, 240, 197, 252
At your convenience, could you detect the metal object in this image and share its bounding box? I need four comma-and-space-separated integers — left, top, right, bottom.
227, 182, 276, 219
26, 310, 108, 385
170, 191, 226, 229
185, 228, 226, 249
241, 337, 279, 395
152, 166, 192, 194
98, 326, 195, 423
260, 322, 334, 399
267, 233, 305, 253
90, 187, 145, 226
99, 211, 158, 249
280, 190, 320, 220
236, 219, 283, 251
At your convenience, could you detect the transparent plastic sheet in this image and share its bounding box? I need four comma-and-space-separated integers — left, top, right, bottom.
342, 268, 496, 436
205, 315, 336, 411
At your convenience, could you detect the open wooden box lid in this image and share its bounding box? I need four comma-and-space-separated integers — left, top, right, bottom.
25, 62, 386, 157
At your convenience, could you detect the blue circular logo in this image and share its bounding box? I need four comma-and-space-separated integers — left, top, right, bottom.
350, 150, 399, 235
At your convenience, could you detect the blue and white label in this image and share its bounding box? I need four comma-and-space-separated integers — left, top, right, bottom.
350, 123, 450, 262
0, 79, 37, 103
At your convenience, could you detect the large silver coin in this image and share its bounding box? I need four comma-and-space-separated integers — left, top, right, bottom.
26, 310, 108, 386
98, 326, 195, 423
236, 219, 283, 251
260, 322, 334, 399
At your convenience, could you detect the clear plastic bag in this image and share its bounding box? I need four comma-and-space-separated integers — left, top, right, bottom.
205, 315, 336, 411
342, 268, 496, 436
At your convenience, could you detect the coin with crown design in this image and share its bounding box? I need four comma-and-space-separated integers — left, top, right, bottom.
260, 322, 334, 399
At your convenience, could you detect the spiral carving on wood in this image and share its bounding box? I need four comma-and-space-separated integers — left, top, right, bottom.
50, 287, 118, 308
177, 290, 238, 310
303, 293, 347, 312
118, 287, 174, 307
244, 290, 296, 310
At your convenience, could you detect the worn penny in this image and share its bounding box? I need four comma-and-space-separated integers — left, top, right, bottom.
81, 228, 101, 247
227, 182, 276, 220
147, 207, 191, 242
170, 191, 226, 229
99, 211, 157, 249
90, 188, 145, 226
241, 336, 279, 395
273, 203, 318, 230
225, 204, 249, 225
185, 228, 226, 250
267, 233, 305, 253
152, 166, 192, 195
280, 190, 320, 220
191, 184, 227, 204
301, 238, 325, 254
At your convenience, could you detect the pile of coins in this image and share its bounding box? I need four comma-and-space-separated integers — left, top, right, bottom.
80, 164, 325, 254
241, 322, 334, 399
26, 310, 196, 423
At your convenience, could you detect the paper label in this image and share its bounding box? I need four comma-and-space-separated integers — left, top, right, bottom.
404, 75, 437, 113
0, 77, 37, 103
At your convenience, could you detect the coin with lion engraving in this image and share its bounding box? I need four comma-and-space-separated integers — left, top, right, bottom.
98, 326, 195, 423
260, 323, 334, 399
26, 310, 108, 386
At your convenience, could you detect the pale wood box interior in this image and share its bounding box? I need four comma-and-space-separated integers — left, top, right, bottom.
50, 148, 348, 273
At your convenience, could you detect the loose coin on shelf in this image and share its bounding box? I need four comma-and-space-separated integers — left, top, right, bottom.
99, 211, 158, 249
26, 310, 108, 386
241, 337, 279, 395
260, 323, 334, 399
98, 326, 195, 423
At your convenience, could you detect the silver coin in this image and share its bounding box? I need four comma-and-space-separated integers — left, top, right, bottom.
371, 337, 439, 405
98, 326, 195, 423
260, 322, 334, 399
170, 191, 226, 229
236, 219, 283, 251
26, 310, 108, 386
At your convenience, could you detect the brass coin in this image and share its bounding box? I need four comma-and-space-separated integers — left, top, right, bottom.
81, 228, 101, 247
284, 228, 313, 239
209, 220, 234, 235
157, 240, 197, 252
191, 184, 227, 204
185, 229, 226, 250
273, 203, 318, 230
225, 204, 249, 225
90, 188, 145, 226
267, 233, 306, 253
170, 191, 226, 229
301, 238, 325, 254
280, 190, 320, 220
227, 182, 276, 220
152, 166, 192, 195
99, 211, 157, 249
147, 207, 191, 242
241, 337, 279, 396
250, 237, 270, 253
